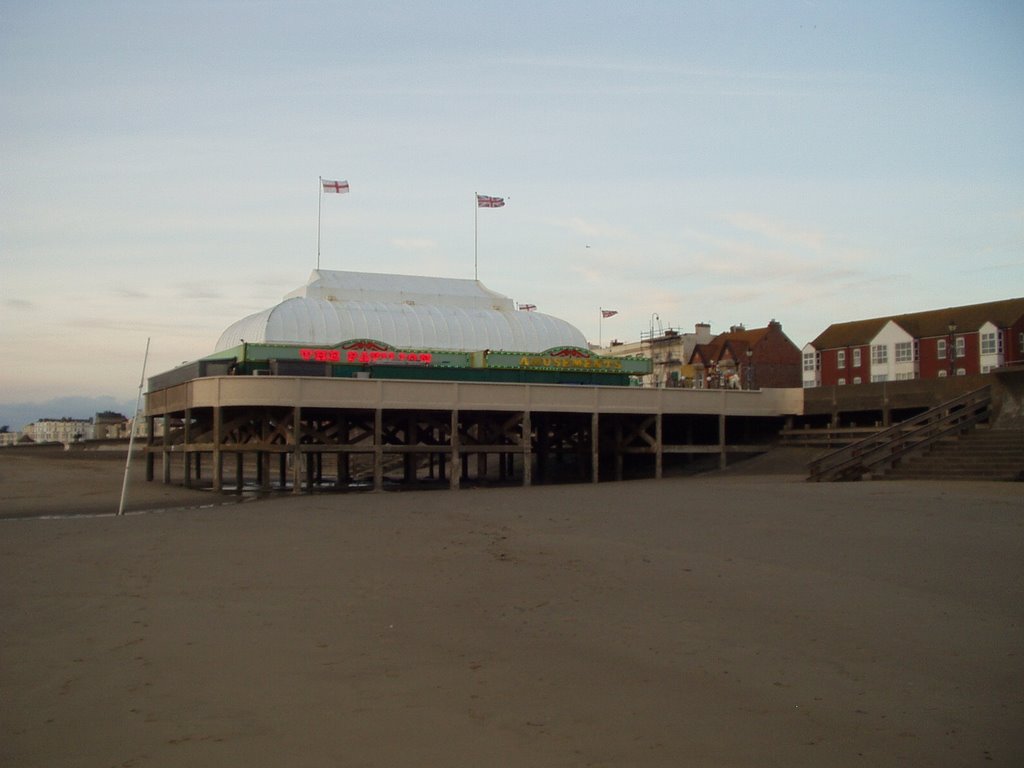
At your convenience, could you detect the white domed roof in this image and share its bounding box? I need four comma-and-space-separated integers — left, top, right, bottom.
215, 270, 587, 353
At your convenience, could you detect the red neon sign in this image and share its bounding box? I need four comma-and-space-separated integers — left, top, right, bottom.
299, 349, 341, 362
299, 348, 432, 365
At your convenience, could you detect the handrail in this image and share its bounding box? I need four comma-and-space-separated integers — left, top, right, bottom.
807, 386, 992, 482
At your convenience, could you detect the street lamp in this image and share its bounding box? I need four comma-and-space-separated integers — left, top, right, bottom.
649, 312, 660, 388
947, 320, 957, 376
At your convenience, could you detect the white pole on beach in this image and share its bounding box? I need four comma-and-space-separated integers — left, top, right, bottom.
118, 337, 151, 517
317, 176, 323, 271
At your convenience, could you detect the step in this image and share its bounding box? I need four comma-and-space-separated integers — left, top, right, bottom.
911, 455, 1024, 464
884, 466, 1019, 479
899, 457, 1021, 467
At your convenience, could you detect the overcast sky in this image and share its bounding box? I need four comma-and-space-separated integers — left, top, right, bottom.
2, 0, 1022, 405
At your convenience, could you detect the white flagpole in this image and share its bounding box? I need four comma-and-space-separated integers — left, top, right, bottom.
474, 192, 479, 281
317, 176, 323, 271
599, 308, 603, 348
118, 337, 151, 517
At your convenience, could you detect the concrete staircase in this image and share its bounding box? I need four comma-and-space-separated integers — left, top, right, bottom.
882, 426, 1024, 481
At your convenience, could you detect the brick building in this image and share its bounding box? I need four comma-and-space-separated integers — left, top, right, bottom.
803, 297, 1024, 388
688, 320, 801, 389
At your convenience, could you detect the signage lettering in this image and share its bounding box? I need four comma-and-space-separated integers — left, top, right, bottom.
517, 355, 623, 371
299, 348, 434, 365
299, 349, 341, 362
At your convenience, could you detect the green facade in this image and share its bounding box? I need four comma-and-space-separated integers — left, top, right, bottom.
197, 340, 650, 387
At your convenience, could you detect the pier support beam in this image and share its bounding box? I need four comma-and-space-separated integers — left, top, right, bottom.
183, 408, 192, 487
212, 407, 223, 492
291, 406, 302, 494
373, 408, 384, 492
521, 411, 532, 487
655, 412, 663, 480
450, 409, 460, 490
718, 412, 727, 470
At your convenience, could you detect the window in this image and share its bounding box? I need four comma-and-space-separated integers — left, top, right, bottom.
938, 369, 948, 378
956, 367, 966, 376
894, 342, 913, 362
803, 351, 816, 372
871, 373, 888, 382
981, 365, 992, 374
838, 377, 846, 386
853, 348, 862, 367
980, 332, 997, 355
896, 372, 915, 380
853, 376, 862, 384
955, 337, 965, 358
871, 344, 888, 365
837, 350, 846, 369
937, 338, 947, 359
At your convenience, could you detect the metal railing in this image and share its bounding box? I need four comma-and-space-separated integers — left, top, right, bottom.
807, 385, 992, 482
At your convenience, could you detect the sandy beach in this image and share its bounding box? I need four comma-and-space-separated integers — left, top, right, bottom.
1, 449, 1021, 766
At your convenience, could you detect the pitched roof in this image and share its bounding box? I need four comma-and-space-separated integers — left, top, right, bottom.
809, 297, 1024, 350
689, 326, 771, 364
809, 317, 891, 350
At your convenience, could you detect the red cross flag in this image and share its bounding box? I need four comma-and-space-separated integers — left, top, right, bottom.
322, 179, 350, 194
477, 194, 505, 208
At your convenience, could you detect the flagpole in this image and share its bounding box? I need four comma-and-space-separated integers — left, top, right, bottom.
474, 192, 479, 281
599, 308, 603, 348
317, 176, 323, 271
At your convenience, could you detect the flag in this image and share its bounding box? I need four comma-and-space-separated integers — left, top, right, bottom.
602, 309, 619, 318
322, 179, 350, 194
477, 194, 505, 208
519, 303, 537, 312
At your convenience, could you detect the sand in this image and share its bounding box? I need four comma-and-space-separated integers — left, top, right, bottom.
1, 450, 1022, 767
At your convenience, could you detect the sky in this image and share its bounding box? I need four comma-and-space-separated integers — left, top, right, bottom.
2, 0, 1023, 411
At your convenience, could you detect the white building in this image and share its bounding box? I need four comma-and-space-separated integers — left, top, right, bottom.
599, 323, 714, 387
24, 418, 93, 445
868, 320, 917, 383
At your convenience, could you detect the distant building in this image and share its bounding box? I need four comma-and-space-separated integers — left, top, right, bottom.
23, 418, 92, 445
689, 321, 802, 389
802, 297, 1024, 388
93, 411, 130, 439
599, 323, 714, 387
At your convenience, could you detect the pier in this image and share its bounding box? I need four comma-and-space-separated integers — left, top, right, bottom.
145, 377, 803, 493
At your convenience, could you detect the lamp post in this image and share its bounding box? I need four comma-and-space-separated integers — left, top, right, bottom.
746, 348, 754, 389
947, 320, 957, 376
649, 312, 661, 388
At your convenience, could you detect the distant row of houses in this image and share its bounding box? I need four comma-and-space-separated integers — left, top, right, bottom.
802, 297, 1024, 388
601, 296, 1024, 390
602, 319, 806, 389
0, 412, 154, 448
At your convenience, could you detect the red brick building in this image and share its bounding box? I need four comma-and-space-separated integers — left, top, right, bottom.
803, 297, 1024, 388
689, 320, 802, 389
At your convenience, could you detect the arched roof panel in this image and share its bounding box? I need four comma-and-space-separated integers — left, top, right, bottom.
214, 271, 586, 353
